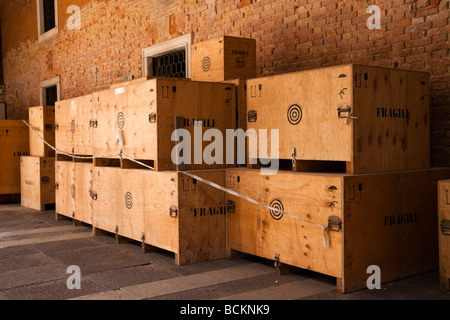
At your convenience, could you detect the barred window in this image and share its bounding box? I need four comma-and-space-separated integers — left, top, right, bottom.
152, 49, 187, 78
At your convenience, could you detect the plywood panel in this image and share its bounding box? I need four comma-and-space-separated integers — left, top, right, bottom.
342, 168, 450, 292
246, 65, 354, 164
55, 94, 94, 156
191, 36, 256, 82
29, 106, 55, 157
438, 180, 450, 290
178, 170, 227, 265
55, 161, 75, 218
226, 168, 343, 278
352, 65, 430, 173
20, 156, 55, 211
0, 120, 29, 195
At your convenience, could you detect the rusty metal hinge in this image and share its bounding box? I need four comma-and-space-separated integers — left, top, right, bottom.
169, 205, 178, 218
441, 220, 450, 235
328, 216, 342, 232
149, 112, 157, 123
248, 110, 257, 122
227, 200, 236, 213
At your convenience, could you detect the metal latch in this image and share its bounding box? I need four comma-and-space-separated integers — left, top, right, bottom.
89, 120, 98, 128
337, 104, 358, 124
169, 205, 178, 218
41, 176, 50, 184
274, 253, 281, 270
227, 200, 236, 213
55, 123, 59, 130
55, 183, 59, 190
328, 216, 342, 232
441, 220, 450, 235
90, 190, 98, 201
149, 112, 157, 123
248, 110, 257, 122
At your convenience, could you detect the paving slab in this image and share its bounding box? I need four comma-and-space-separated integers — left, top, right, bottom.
0, 278, 108, 300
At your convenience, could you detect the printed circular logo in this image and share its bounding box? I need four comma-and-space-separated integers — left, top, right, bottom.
117, 112, 125, 129
269, 199, 284, 221
202, 57, 211, 72
125, 192, 133, 210
71, 184, 76, 199
287, 104, 303, 126
71, 120, 76, 133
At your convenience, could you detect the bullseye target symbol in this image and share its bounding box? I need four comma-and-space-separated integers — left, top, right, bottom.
117, 112, 125, 129
202, 57, 211, 72
269, 199, 284, 221
287, 104, 303, 126
125, 192, 133, 210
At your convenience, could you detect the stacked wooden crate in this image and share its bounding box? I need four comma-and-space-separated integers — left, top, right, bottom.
438, 180, 450, 291
225, 64, 450, 293
0, 120, 29, 202
20, 106, 56, 211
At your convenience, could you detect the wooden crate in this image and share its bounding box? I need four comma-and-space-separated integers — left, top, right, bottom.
92, 166, 227, 265
55, 160, 93, 224
226, 167, 450, 293
0, 120, 29, 196
438, 180, 450, 290
92, 78, 236, 171
246, 64, 430, 174
29, 106, 55, 157
20, 156, 55, 211
191, 36, 256, 82
55, 93, 95, 156
110, 76, 151, 89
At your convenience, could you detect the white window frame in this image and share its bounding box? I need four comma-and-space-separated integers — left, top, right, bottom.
37, 0, 59, 42
40, 76, 61, 106
142, 33, 192, 78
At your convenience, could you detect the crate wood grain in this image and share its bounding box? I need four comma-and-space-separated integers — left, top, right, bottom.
92, 167, 227, 265
191, 36, 256, 82
92, 78, 236, 171
20, 156, 55, 211
55, 161, 93, 224
0, 120, 29, 196
226, 167, 450, 293
55, 93, 95, 156
29, 106, 55, 157
438, 180, 450, 291
246, 64, 430, 174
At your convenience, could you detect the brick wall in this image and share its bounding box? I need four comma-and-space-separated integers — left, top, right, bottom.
0, 0, 449, 165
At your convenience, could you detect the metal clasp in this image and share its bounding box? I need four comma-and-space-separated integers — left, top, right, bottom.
441, 220, 450, 235
248, 110, 257, 122
338, 104, 358, 125
328, 216, 342, 232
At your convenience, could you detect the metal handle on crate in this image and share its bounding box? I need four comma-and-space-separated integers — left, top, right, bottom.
441, 220, 450, 235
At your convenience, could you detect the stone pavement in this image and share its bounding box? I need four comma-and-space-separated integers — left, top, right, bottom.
1, 203, 450, 301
